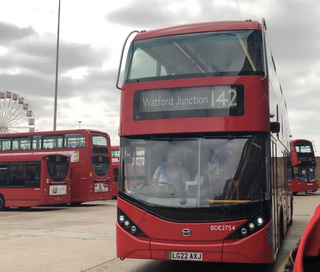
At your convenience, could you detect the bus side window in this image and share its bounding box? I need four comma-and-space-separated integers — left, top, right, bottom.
26, 163, 40, 188
9, 164, 26, 187
0, 164, 8, 187
43, 135, 63, 149
65, 133, 85, 148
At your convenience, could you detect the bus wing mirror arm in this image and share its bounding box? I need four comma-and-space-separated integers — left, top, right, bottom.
270, 122, 280, 133
116, 30, 140, 90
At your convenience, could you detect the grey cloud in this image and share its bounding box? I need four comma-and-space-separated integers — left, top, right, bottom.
105, 0, 196, 29
0, 23, 113, 101
0, 22, 37, 43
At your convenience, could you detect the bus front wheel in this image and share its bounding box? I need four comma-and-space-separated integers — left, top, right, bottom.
0, 195, 5, 211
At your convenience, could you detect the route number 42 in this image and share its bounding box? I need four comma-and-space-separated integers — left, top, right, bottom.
211, 89, 237, 108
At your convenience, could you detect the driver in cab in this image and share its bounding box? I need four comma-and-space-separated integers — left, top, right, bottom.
151, 150, 190, 194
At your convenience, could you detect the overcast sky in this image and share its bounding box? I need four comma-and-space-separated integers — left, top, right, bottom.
1, 0, 320, 153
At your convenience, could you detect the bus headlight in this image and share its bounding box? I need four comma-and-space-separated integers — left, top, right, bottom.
248, 223, 255, 230
119, 215, 125, 223
256, 217, 264, 226
117, 207, 149, 238
124, 220, 130, 227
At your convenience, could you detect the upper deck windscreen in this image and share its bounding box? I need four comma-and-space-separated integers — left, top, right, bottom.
125, 30, 263, 83
293, 141, 315, 164
295, 142, 313, 153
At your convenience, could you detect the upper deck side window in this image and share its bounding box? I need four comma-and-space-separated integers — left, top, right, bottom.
64, 133, 86, 148
12, 136, 31, 150
43, 135, 63, 149
125, 30, 263, 83
0, 133, 87, 151
0, 138, 11, 151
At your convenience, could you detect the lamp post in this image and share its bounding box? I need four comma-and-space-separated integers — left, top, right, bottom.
78, 121, 82, 129
53, 0, 61, 131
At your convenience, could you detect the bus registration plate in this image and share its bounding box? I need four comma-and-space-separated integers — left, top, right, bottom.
169, 252, 202, 261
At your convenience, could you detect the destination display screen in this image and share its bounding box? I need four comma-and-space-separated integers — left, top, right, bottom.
133, 85, 244, 120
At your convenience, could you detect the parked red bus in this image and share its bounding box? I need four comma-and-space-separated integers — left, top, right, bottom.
115, 19, 293, 264
111, 145, 120, 198
0, 129, 113, 205
290, 139, 318, 195
0, 153, 71, 210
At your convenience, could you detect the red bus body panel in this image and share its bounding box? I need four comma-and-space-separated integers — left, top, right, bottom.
120, 77, 269, 136
4, 189, 42, 207
133, 21, 262, 41
290, 140, 300, 166
117, 198, 273, 263
4, 187, 70, 207
222, 225, 273, 263
291, 179, 318, 193
111, 146, 119, 198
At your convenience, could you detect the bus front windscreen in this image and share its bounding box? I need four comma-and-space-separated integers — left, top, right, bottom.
125, 30, 263, 82
120, 134, 268, 209
294, 166, 317, 182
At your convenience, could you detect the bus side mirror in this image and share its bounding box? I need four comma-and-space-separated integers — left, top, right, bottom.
270, 122, 280, 133
70, 166, 73, 178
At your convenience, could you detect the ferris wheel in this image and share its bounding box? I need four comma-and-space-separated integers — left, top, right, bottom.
0, 91, 35, 133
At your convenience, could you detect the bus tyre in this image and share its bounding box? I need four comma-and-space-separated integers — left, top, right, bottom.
280, 210, 284, 240
70, 202, 83, 206
18, 207, 31, 211
0, 195, 5, 211
288, 197, 293, 226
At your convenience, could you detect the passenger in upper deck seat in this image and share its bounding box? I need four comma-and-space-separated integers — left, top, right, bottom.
151, 150, 190, 194
283, 204, 320, 272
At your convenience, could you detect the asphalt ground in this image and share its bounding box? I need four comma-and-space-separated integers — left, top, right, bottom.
0, 191, 319, 272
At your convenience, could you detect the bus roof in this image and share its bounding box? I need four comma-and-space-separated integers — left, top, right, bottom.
291, 139, 313, 144
0, 129, 109, 137
0, 152, 70, 161
133, 20, 262, 41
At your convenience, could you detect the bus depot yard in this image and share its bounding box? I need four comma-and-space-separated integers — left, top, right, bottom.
0, 192, 319, 272
1, 19, 320, 271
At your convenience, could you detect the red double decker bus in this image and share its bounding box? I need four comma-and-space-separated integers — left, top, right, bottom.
111, 145, 120, 198
0, 153, 71, 210
0, 129, 113, 205
116, 19, 293, 263
290, 139, 318, 195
